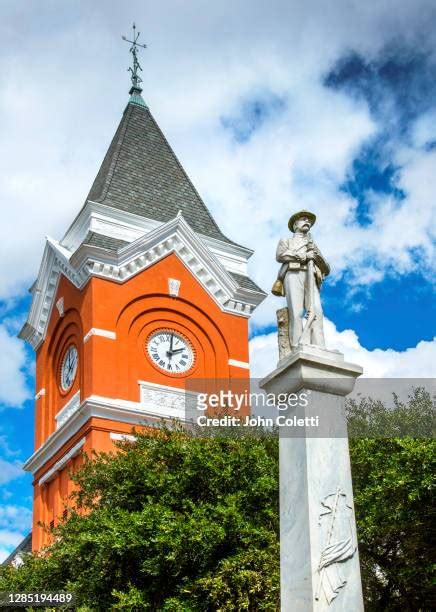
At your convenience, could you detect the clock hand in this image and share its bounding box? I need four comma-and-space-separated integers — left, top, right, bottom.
165, 334, 175, 360
68, 357, 77, 374
171, 348, 186, 355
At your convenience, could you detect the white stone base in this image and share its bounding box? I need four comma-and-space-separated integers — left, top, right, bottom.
261, 346, 362, 398
260, 347, 364, 612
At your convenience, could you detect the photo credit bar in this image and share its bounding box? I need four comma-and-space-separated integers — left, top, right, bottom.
183, 378, 435, 438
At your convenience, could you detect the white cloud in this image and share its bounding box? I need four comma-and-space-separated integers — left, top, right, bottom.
0, 325, 31, 407
0, 434, 20, 458
0, 504, 32, 533
411, 108, 436, 148
0, 531, 27, 563
0, 504, 32, 562
0, 458, 25, 485
249, 318, 436, 379
0, 0, 435, 305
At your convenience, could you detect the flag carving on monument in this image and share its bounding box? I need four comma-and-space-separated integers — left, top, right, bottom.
315, 487, 357, 604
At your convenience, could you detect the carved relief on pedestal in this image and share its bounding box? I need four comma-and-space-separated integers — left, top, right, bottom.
315, 487, 357, 605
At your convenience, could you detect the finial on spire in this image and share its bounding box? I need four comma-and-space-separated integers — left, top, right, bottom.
122, 23, 147, 96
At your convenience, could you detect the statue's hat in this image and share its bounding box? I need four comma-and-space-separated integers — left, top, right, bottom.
288, 209, 316, 232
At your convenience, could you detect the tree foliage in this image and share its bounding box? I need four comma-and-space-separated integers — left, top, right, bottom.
347, 388, 435, 611
0, 390, 434, 611
1, 428, 280, 610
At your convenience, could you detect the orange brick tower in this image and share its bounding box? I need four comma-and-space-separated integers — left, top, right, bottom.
19, 37, 266, 551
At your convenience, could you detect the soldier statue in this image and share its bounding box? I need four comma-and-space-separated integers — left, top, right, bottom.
272, 210, 330, 350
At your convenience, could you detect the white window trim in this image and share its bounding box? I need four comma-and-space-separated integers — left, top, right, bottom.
110, 432, 136, 442
35, 388, 46, 400
228, 359, 250, 369
83, 328, 116, 343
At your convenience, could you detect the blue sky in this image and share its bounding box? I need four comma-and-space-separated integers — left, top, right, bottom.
1, 0, 436, 560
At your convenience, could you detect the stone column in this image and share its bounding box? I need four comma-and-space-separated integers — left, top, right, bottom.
260, 346, 364, 612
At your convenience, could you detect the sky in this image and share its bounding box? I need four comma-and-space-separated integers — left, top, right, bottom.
1, 0, 435, 560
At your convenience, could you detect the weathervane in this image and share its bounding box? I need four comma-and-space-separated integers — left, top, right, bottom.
122, 23, 147, 93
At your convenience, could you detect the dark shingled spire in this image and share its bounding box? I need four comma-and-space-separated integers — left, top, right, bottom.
86, 99, 238, 245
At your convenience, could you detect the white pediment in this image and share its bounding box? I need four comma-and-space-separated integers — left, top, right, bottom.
19, 214, 265, 350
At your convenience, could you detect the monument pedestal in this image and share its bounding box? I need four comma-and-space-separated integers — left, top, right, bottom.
260, 347, 364, 611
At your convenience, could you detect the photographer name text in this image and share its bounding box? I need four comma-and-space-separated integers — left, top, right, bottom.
196, 415, 319, 427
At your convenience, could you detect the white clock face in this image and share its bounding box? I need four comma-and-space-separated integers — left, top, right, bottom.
147, 330, 194, 374
60, 345, 78, 391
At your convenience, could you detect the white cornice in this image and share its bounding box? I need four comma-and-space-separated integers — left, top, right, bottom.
61, 200, 252, 275
23, 392, 189, 475
19, 244, 60, 350
61, 201, 158, 251
19, 214, 266, 350
201, 234, 253, 275
38, 437, 85, 486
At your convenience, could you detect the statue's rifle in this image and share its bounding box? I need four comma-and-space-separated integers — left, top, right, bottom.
299, 239, 316, 345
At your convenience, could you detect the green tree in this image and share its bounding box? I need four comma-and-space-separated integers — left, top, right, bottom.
347, 388, 435, 611
0, 428, 280, 611
0, 390, 433, 611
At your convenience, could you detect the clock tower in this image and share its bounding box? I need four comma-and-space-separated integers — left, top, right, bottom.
19, 40, 266, 551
